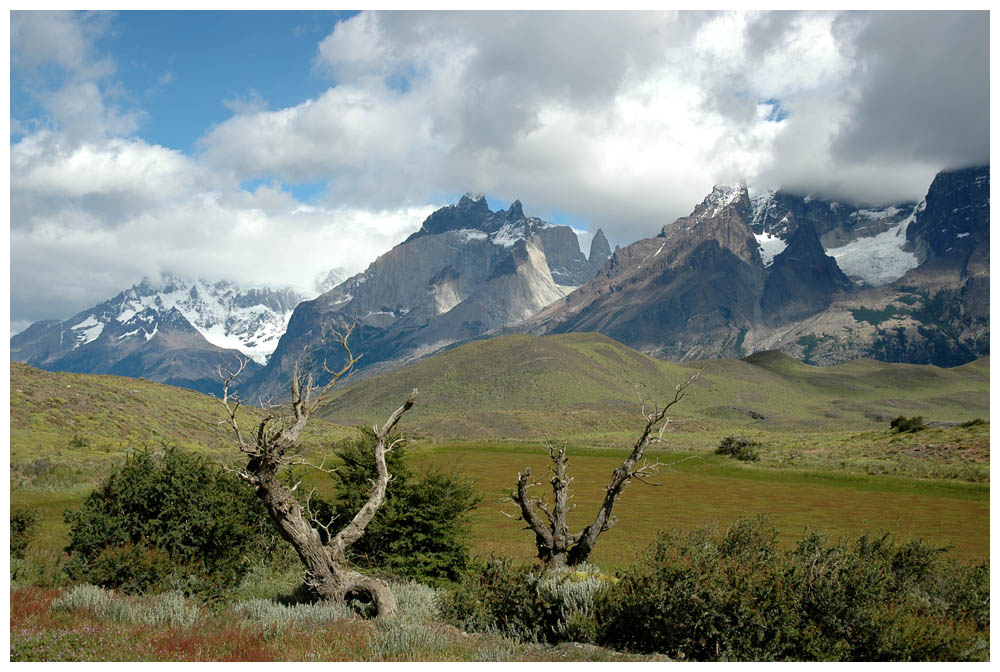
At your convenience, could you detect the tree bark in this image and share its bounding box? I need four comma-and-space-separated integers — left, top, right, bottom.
218, 326, 414, 618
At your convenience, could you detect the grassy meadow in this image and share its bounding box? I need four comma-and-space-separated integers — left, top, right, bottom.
9, 333, 990, 660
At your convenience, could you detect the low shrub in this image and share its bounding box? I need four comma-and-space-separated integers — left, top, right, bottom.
890, 416, 927, 433
715, 435, 761, 461
10, 507, 38, 559
63, 447, 282, 598
10, 548, 68, 589
51, 584, 201, 628
439, 559, 611, 644
596, 516, 988, 661
329, 428, 481, 586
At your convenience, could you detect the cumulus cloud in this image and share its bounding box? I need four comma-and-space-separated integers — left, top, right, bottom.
10, 132, 435, 329
10, 10, 140, 142
199, 10, 988, 239
9, 10, 990, 332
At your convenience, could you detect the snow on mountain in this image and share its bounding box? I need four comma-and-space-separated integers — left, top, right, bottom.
111, 274, 305, 364
754, 231, 787, 267
826, 204, 921, 286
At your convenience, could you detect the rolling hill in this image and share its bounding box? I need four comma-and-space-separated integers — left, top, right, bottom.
10, 361, 354, 483
317, 332, 990, 442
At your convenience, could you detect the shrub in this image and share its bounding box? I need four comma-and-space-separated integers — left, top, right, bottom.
715, 435, 761, 461
63, 447, 281, 597
329, 428, 481, 585
51, 584, 201, 628
10, 507, 38, 559
596, 517, 988, 661
890, 416, 927, 433
439, 558, 611, 644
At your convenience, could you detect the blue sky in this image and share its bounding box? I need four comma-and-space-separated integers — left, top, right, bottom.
9, 10, 990, 331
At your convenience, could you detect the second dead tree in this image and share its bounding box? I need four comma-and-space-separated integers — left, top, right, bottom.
508, 374, 699, 568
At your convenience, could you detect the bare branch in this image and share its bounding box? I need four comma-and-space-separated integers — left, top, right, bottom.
289, 457, 339, 476
511, 373, 701, 568
330, 389, 419, 556
218, 318, 403, 617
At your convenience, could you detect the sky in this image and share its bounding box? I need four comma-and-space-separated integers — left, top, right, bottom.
8, 9, 991, 334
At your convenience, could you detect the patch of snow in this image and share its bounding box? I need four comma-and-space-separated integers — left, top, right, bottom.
116, 309, 137, 323
454, 228, 488, 242
853, 206, 902, 220
72, 315, 100, 330
117, 329, 140, 340
826, 208, 920, 286
653, 243, 665, 257
491, 221, 529, 248
749, 190, 776, 227
956, 232, 970, 238
144, 325, 158, 341
702, 184, 744, 219
71, 315, 104, 346
754, 231, 787, 268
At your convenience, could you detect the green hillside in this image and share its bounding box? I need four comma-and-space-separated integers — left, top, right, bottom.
318, 332, 990, 442
9, 340, 990, 569
10, 361, 354, 488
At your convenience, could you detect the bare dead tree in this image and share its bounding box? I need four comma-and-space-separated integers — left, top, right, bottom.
506, 373, 700, 568
217, 324, 416, 617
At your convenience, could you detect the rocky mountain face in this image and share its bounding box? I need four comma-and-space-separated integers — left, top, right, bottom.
770, 165, 989, 367
248, 194, 602, 399
10, 275, 308, 394
588, 228, 613, 273
529, 166, 989, 367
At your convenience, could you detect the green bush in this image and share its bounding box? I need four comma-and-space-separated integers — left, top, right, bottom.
890, 416, 927, 433
439, 558, 611, 644
63, 447, 281, 597
328, 428, 481, 585
715, 435, 761, 461
10, 507, 38, 559
596, 517, 988, 661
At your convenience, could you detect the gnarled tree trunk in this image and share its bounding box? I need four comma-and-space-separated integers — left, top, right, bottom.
219, 326, 416, 617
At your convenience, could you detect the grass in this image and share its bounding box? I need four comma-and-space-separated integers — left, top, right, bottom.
10, 361, 355, 492
10, 585, 661, 661
8, 340, 990, 660
318, 333, 989, 441
402, 442, 988, 565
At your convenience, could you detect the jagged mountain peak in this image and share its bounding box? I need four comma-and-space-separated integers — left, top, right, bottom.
457, 192, 490, 211
504, 199, 525, 220
692, 183, 751, 222
21, 274, 305, 367
588, 228, 612, 272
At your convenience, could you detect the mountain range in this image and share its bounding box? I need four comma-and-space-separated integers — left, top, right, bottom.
11, 165, 989, 396
528, 165, 988, 366
10, 275, 305, 394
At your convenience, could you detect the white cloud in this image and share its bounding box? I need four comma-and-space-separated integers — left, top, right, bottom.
11, 133, 435, 327
10, 10, 139, 143
9, 10, 989, 332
